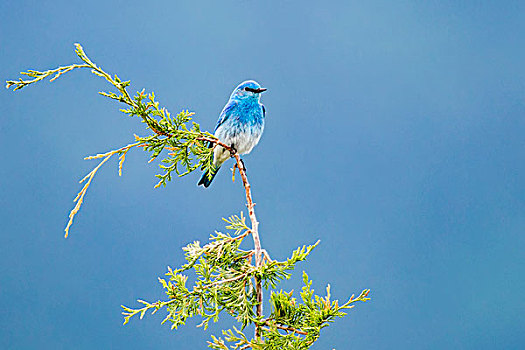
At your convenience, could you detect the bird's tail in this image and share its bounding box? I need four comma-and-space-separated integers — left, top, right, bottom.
198, 166, 221, 188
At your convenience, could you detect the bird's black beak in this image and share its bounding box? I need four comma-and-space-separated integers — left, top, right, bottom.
246, 87, 267, 93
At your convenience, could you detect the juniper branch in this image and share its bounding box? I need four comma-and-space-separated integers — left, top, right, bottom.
7, 43, 371, 349
6, 44, 222, 236
65, 141, 140, 237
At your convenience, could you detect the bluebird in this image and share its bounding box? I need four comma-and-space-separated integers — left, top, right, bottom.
198, 80, 267, 187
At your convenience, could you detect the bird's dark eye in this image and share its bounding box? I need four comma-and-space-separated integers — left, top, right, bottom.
243, 87, 248, 91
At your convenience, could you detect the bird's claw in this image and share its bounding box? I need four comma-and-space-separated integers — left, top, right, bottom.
229, 145, 237, 157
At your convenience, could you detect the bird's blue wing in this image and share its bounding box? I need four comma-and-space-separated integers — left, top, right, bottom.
214, 100, 238, 132
262, 104, 266, 118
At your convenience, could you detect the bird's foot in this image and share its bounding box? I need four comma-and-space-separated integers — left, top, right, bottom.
229, 145, 237, 157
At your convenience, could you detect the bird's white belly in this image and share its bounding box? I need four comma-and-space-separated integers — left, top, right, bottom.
227, 131, 261, 154
213, 129, 262, 166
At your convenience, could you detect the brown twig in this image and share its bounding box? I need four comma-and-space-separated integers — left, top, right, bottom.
262, 321, 308, 335
230, 151, 263, 339
196, 136, 235, 153
261, 249, 274, 264
197, 135, 264, 339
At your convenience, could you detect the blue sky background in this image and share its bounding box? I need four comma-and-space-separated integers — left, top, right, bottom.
1, 1, 524, 349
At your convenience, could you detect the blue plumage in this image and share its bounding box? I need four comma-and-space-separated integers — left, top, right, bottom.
198, 80, 266, 188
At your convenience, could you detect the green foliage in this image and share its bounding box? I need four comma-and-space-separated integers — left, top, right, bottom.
263, 274, 370, 348
7, 44, 371, 348
7, 44, 217, 235
122, 215, 369, 349
260, 242, 319, 289
7, 43, 217, 183
212, 274, 370, 350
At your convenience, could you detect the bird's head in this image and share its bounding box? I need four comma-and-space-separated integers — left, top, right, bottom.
230, 80, 267, 101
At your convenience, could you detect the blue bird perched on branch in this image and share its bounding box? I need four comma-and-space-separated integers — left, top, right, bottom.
198, 80, 267, 188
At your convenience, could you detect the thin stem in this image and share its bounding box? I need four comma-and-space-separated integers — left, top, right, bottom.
231, 152, 263, 339
195, 136, 264, 339
262, 320, 308, 336
196, 135, 264, 338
